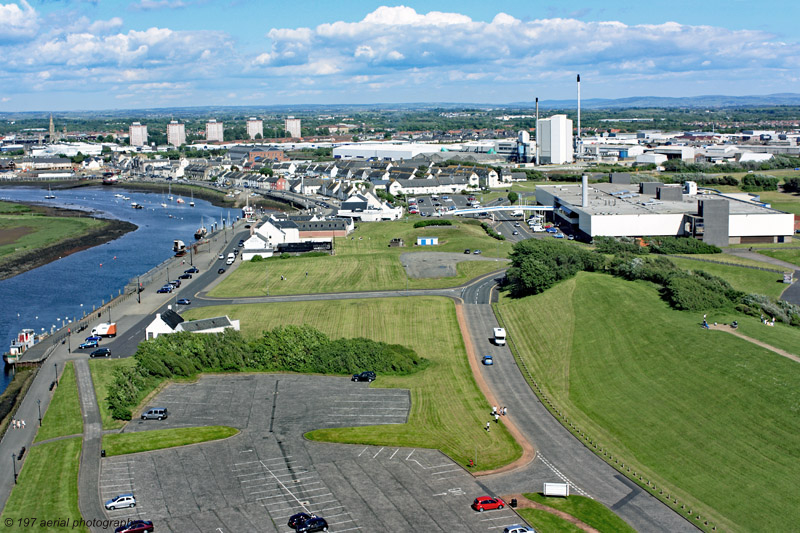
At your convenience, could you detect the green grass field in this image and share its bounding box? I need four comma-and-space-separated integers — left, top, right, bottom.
702, 313, 800, 357
516, 508, 583, 533
0, 437, 86, 533
89, 358, 138, 430
0, 213, 104, 261
34, 362, 82, 442
209, 220, 509, 297
668, 256, 787, 299
758, 248, 800, 267
522, 493, 637, 533
102, 426, 238, 456
497, 272, 800, 531
183, 297, 522, 470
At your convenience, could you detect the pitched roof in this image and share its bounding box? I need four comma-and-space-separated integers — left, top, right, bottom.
161, 309, 184, 330
180, 316, 233, 332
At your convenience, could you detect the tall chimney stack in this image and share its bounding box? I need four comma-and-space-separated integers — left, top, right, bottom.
535, 97, 539, 165
576, 74, 581, 158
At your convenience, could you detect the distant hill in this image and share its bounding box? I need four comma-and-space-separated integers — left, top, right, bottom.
529, 93, 800, 109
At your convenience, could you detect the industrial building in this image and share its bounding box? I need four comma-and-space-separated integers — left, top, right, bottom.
285, 116, 301, 139
167, 120, 186, 148
129, 122, 148, 147
206, 119, 224, 142
536, 177, 794, 246
247, 118, 263, 140
536, 115, 573, 164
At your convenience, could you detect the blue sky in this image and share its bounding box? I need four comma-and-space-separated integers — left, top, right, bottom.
1, 1, 799, 111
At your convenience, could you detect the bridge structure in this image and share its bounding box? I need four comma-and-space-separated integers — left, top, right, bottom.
450, 205, 555, 217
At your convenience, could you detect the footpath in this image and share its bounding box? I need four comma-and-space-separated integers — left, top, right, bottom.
0, 221, 247, 518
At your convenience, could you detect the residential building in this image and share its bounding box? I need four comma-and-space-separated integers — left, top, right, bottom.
285, 116, 301, 139
536, 115, 573, 164
129, 122, 148, 147
247, 118, 263, 140
206, 119, 224, 142
145, 308, 240, 340
167, 120, 186, 148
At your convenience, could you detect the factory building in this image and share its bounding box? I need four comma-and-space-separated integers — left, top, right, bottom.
536, 177, 794, 246
167, 120, 186, 148
536, 115, 573, 164
247, 118, 263, 140
129, 122, 148, 147
206, 119, 224, 142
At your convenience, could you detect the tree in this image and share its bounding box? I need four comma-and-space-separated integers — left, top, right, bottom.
255, 133, 262, 140
507, 191, 519, 204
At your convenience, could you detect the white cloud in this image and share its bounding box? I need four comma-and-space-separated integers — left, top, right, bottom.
0, 1, 39, 43
130, 0, 190, 11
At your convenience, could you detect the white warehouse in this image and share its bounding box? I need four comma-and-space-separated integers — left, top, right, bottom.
333, 143, 445, 161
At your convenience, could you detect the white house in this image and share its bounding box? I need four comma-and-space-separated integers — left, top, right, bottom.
336, 191, 403, 221
145, 309, 240, 340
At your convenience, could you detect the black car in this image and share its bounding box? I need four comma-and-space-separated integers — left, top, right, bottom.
90, 347, 111, 358
178, 273, 192, 280
288, 513, 312, 529
184, 266, 199, 274
217, 268, 226, 274
115, 520, 154, 533
296, 516, 328, 533
352, 371, 376, 382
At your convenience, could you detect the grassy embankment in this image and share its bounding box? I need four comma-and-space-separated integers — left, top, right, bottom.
668, 256, 788, 299
0, 201, 105, 266
89, 358, 138, 430
183, 297, 522, 471
209, 219, 509, 297
0, 438, 86, 533
34, 361, 83, 442
102, 426, 238, 456
758, 248, 800, 267
518, 493, 637, 533
496, 272, 800, 532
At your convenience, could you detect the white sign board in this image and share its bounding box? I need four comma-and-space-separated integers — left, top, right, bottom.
543, 482, 569, 497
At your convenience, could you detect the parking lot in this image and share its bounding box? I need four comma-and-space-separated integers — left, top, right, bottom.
100, 374, 528, 532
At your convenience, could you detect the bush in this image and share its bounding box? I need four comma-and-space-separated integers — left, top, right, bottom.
783, 177, 800, 193
645, 236, 721, 254
250, 255, 264, 262
741, 174, 779, 192
594, 237, 648, 255
506, 239, 601, 296
111, 405, 132, 421
414, 220, 453, 228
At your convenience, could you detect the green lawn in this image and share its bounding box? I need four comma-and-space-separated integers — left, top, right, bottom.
102, 426, 238, 456
209, 220, 510, 297
34, 362, 82, 442
522, 493, 636, 533
758, 248, 800, 267
183, 297, 522, 470
1, 438, 86, 533
89, 358, 138, 430
497, 272, 800, 532
516, 508, 583, 533
668, 256, 787, 299
702, 313, 800, 357
0, 214, 104, 261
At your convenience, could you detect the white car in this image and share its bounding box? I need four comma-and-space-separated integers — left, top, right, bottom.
503, 526, 535, 533
105, 493, 136, 510
218, 254, 225, 260
226, 257, 235, 265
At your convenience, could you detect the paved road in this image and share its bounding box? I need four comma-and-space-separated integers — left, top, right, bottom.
74, 359, 107, 532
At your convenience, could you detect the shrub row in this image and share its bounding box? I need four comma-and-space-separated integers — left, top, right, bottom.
506, 239, 601, 296
480, 222, 505, 241
414, 220, 453, 228
741, 174, 780, 192
106, 326, 428, 420
643, 236, 721, 255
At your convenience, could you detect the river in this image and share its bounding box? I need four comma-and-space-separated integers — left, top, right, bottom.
0, 185, 244, 394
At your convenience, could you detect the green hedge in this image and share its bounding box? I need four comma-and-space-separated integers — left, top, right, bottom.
480, 222, 505, 240
414, 220, 453, 228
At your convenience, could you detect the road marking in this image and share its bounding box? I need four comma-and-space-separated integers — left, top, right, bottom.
538, 453, 591, 497
388, 448, 399, 460
357, 447, 369, 457
373, 447, 384, 459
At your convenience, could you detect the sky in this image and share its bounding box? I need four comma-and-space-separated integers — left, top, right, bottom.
1, 0, 799, 111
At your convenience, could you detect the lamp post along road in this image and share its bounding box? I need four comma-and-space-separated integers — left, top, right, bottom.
37, 398, 42, 427
11, 453, 17, 484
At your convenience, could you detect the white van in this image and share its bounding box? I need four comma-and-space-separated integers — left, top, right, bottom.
226, 257, 235, 265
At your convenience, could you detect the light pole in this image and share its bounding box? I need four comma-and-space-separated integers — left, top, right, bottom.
67, 329, 70, 353
37, 399, 42, 426
137, 276, 141, 304
12, 453, 17, 484
54, 362, 58, 386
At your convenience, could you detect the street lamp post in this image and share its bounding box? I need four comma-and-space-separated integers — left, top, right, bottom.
137, 276, 141, 304
54, 362, 58, 386
12, 453, 17, 484
67, 329, 70, 353
37, 399, 42, 426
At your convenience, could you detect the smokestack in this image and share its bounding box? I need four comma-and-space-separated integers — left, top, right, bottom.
576, 74, 581, 157
535, 97, 539, 165
582, 174, 588, 207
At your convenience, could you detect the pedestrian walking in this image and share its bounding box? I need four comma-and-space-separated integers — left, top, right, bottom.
494, 413, 499, 423
492, 405, 497, 415
21, 420, 25, 429
502, 406, 507, 416
485, 422, 490, 432
11, 419, 16, 429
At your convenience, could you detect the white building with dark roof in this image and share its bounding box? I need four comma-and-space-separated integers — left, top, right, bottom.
145, 308, 240, 340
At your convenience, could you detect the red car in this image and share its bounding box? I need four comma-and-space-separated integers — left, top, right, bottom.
472, 496, 506, 512
115, 520, 154, 533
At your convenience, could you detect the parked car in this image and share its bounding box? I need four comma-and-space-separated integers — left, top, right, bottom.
217, 268, 226, 274
464, 249, 471, 254
178, 273, 192, 280
84, 335, 102, 343
503, 526, 535, 533
141, 407, 168, 420
156, 286, 172, 294
288, 513, 312, 529
226, 257, 235, 265
472, 496, 506, 512
352, 371, 376, 382
115, 520, 154, 533
473, 249, 482, 255
184, 266, 199, 274
512, 231, 519, 235
233, 249, 239, 256
169, 279, 181, 288
218, 254, 225, 260
176, 298, 191, 305
90, 347, 111, 358
238, 240, 245, 247
78, 340, 99, 349
481, 355, 493, 365
105, 493, 136, 510
296, 516, 328, 533
545, 227, 558, 233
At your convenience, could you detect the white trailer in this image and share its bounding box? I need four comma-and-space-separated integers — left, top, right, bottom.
493, 327, 506, 346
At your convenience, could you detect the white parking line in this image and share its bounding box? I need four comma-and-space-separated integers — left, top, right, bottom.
357, 447, 369, 457
373, 447, 384, 459
431, 468, 462, 475
388, 448, 399, 460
